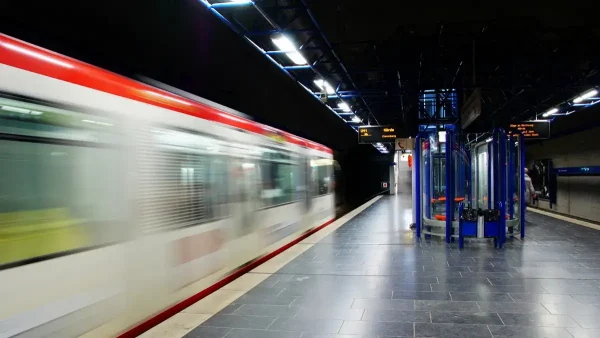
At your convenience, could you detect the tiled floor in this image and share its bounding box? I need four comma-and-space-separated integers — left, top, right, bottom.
182, 192, 600, 338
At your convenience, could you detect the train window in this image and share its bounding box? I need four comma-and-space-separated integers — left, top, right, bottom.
259, 149, 300, 207
140, 128, 233, 232
311, 157, 334, 196
0, 97, 124, 267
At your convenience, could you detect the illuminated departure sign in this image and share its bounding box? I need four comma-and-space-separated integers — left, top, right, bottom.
507, 121, 550, 140
358, 126, 397, 144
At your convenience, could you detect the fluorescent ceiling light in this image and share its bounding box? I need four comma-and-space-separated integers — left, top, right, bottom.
286, 52, 308, 65
485, 137, 493, 143
1, 105, 30, 114
351, 116, 361, 123
271, 36, 296, 52
338, 102, 351, 112
271, 35, 307, 65
230, 0, 252, 3
29, 110, 43, 116
573, 89, 598, 103
314, 79, 336, 94
542, 108, 558, 117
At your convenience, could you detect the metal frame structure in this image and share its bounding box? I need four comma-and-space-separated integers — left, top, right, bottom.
415, 127, 525, 248
199, 0, 390, 153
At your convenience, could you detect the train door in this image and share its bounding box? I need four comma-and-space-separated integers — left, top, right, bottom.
230, 158, 260, 237
302, 155, 313, 211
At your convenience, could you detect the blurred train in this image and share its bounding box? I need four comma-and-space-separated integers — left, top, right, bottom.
0, 34, 336, 337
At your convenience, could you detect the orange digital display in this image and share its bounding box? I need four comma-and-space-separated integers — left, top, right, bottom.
358, 126, 398, 144
507, 121, 550, 139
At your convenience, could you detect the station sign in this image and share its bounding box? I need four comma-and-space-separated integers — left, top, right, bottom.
506, 121, 550, 140
358, 125, 397, 144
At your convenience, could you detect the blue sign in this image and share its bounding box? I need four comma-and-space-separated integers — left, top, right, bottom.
555, 166, 600, 175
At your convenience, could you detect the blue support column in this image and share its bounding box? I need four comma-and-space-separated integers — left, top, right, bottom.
425, 138, 431, 220
458, 202, 464, 249
519, 134, 526, 239
498, 129, 507, 246
467, 150, 472, 207
415, 134, 422, 238
498, 201, 506, 249
493, 130, 499, 208
487, 141, 492, 209
508, 135, 515, 220
445, 130, 453, 243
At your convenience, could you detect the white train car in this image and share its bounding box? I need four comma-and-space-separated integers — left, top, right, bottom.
0, 33, 335, 337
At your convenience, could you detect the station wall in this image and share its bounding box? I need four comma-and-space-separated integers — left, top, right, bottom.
525, 126, 600, 223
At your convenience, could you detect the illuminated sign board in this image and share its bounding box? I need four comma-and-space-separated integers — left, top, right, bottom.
358, 126, 397, 144
507, 121, 550, 140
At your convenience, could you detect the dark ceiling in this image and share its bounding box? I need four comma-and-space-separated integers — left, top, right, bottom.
258, 0, 600, 133
2, 0, 600, 146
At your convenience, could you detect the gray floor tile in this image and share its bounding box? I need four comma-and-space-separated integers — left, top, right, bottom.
361, 309, 430, 322
291, 296, 355, 308
569, 315, 600, 329
183, 326, 231, 338
477, 301, 551, 314
570, 294, 600, 304
415, 300, 480, 312
431, 311, 503, 325
509, 293, 578, 304
232, 304, 298, 317
234, 294, 297, 306
390, 283, 434, 292
414, 323, 492, 337
566, 328, 600, 338
182, 197, 600, 338
267, 318, 343, 333
450, 292, 514, 302
339, 320, 414, 336
224, 329, 301, 338
351, 298, 415, 310
431, 283, 491, 292
488, 325, 573, 338
392, 291, 451, 301
216, 303, 242, 315
498, 313, 579, 327
542, 302, 600, 315
298, 334, 380, 338
294, 307, 364, 320
200, 314, 275, 330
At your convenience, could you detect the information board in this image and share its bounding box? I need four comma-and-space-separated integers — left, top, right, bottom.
506, 121, 550, 139
358, 126, 397, 144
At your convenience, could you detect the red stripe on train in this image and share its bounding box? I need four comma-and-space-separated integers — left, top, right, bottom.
0, 34, 332, 154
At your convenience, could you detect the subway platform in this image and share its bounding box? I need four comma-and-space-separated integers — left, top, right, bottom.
142, 193, 600, 338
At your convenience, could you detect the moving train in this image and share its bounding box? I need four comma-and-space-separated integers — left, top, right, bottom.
0, 33, 336, 337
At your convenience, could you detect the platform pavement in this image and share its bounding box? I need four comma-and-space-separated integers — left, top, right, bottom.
141, 192, 600, 338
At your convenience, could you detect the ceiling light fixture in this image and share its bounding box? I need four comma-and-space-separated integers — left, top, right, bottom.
271, 35, 307, 65
338, 102, 351, 112
314, 79, 336, 94
573, 89, 598, 103
542, 108, 558, 117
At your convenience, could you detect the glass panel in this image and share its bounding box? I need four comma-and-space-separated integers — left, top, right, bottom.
0, 97, 124, 266
260, 148, 303, 206
475, 144, 489, 210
